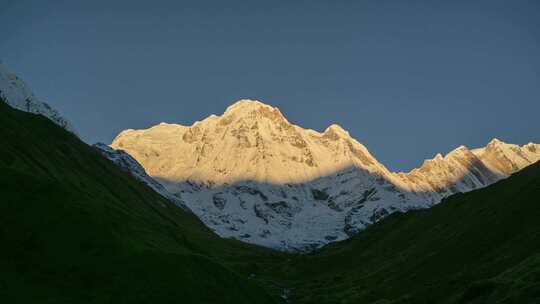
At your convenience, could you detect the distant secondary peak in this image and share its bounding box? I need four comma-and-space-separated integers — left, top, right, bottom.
447, 145, 470, 156
488, 138, 505, 146
0, 62, 77, 134
323, 124, 351, 138
485, 138, 509, 151
434, 153, 444, 161
525, 142, 538, 149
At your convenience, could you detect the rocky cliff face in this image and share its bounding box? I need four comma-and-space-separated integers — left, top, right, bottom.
111, 100, 540, 251
472, 139, 540, 176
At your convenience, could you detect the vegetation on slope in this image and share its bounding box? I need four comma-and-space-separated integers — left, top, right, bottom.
0, 101, 284, 303
279, 159, 540, 303
1, 99, 540, 303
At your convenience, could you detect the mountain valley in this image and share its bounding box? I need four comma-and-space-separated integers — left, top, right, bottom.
1, 64, 540, 303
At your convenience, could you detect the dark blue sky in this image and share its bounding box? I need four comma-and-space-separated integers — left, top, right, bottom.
1, 0, 539, 171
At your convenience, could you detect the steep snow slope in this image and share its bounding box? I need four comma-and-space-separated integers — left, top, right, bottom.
94, 143, 188, 210
472, 138, 540, 176
111, 100, 422, 250
113, 101, 391, 185
396, 145, 501, 196
111, 100, 540, 251
0, 63, 76, 133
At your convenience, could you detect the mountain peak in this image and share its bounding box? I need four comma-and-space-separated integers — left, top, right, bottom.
220, 99, 289, 127
449, 145, 470, 154
488, 138, 505, 146
0, 63, 76, 134
110, 101, 540, 250
224, 99, 275, 114
324, 124, 351, 138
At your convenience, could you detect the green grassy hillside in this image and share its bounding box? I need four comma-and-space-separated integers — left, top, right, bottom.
280, 158, 540, 303
0, 101, 284, 303
1, 98, 540, 304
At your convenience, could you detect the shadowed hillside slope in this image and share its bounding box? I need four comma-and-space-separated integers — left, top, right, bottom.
279, 159, 540, 303
0, 100, 283, 303
2, 97, 540, 303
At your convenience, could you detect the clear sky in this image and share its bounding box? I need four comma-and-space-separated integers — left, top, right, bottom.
1, 0, 539, 171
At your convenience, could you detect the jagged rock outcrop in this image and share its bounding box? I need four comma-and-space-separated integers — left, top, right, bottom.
472, 138, 540, 176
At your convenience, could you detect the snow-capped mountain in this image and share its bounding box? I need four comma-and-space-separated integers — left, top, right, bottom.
0, 63, 76, 133
4, 61, 537, 251
472, 139, 540, 176
110, 100, 539, 251
94, 143, 188, 210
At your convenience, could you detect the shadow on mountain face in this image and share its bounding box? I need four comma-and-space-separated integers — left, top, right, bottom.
107, 99, 540, 250
281, 160, 540, 304
0, 100, 282, 304
2, 98, 540, 304
153, 155, 508, 251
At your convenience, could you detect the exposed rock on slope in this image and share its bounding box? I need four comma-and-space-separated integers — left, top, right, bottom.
472, 138, 540, 176
0, 63, 76, 134
111, 100, 540, 251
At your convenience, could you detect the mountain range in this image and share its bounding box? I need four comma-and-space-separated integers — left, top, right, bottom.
109, 99, 540, 250
1, 63, 538, 251
2, 63, 540, 303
